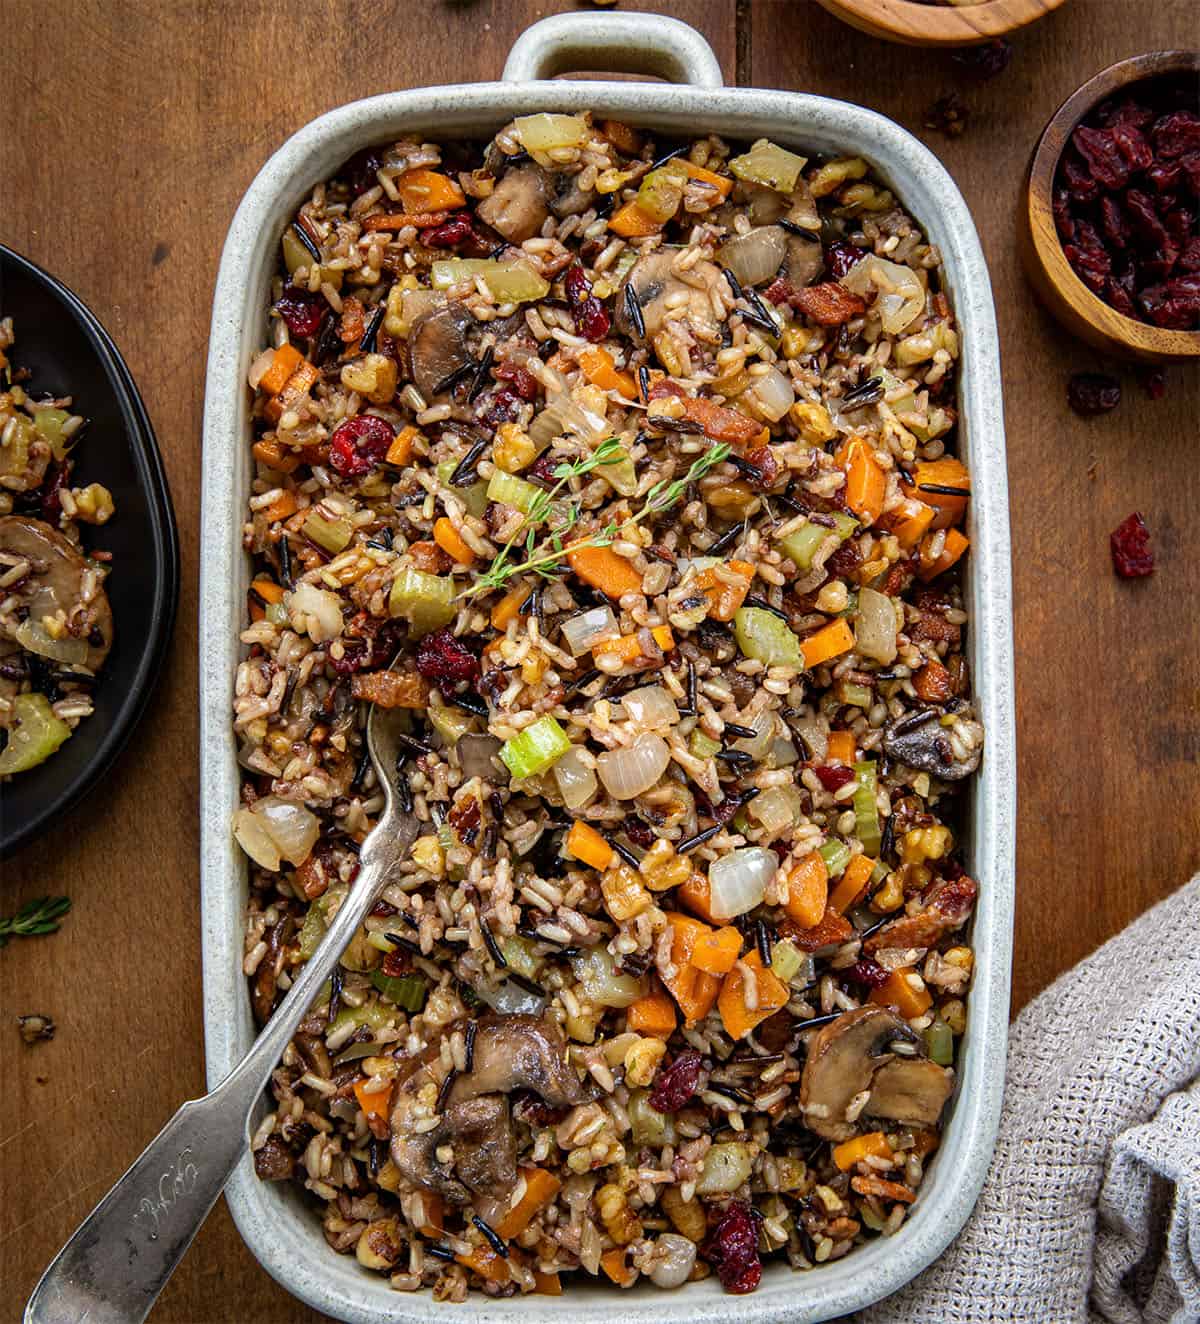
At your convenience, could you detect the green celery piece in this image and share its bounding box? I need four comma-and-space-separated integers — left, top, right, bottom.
853, 761, 882, 856
818, 839, 852, 878
0, 693, 71, 774
924, 1019, 954, 1066
370, 970, 429, 1012
733, 607, 803, 668
388, 565, 456, 637
435, 458, 488, 519
499, 715, 571, 779
486, 468, 543, 515
689, 729, 722, 760
770, 939, 805, 983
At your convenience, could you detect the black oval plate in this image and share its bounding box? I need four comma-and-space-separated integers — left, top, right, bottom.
0, 246, 179, 858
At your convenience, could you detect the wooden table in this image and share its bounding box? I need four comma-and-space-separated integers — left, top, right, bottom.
3, 1, 1196, 1317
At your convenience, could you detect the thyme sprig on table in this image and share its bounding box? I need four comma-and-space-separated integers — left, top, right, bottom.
0, 896, 71, 948
464, 440, 731, 598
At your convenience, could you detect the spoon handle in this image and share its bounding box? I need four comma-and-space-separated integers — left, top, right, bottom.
24, 818, 412, 1324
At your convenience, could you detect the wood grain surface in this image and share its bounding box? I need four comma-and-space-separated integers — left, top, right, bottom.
1, 2, 1196, 1320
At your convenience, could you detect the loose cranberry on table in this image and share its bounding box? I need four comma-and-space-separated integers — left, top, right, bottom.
1110, 512, 1154, 579
328, 414, 395, 476
1067, 371, 1121, 416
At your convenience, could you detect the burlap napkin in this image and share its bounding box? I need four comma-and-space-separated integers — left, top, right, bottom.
860, 874, 1200, 1324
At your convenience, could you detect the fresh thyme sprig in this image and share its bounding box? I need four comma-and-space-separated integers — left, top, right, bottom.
0, 896, 71, 948
464, 440, 732, 598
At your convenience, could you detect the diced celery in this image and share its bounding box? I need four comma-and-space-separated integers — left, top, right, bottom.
435, 458, 488, 519
729, 139, 808, 193
371, 969, 429, 1012
840, 590, 860, 620
818, 839, 852, 878
297, 903, 326, 962
870, 860, 891, 886
499, 715, 572, 779
629, 1088, 677, 1146
852, 761, 882, 856
266, 601, 289, 625
924, 1019, 954, 1066
836, 679, 872, 709
32, 408, 73, 461
486, 468, 543, 515
689, 729, 722, 761
733, 607, 803, 668
281, 228, 343, 289
770, 939, 806, 983
598, 445, 638, 498
634, 160, 690, 224
430, 258, 549, 304
388, 565, 456, 637
303, 509, 353, 554
428, 704, 475, 746
731, 808, 753, 835
499, 935, 541, 980
331, 1001, 394, 1035
0, 693, 71, 774
777, 513, 857, 572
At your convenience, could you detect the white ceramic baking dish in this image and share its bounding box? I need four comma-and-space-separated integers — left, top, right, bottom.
200, 12, 1016, 1321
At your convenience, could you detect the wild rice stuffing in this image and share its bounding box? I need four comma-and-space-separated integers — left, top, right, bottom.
233, 113, 983, 1298
0, 319, 115, 776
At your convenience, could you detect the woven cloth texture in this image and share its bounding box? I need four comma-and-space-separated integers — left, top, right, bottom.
860, 873, 1200, 1324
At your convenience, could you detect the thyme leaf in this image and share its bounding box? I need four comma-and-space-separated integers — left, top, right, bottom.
0, 896, 71, 948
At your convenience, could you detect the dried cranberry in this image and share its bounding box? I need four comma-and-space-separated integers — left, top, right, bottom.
564, 264, 592, 307
39, 460, 71, 522
577, 298, 611, 342
1146, 159, 1183, 194
275, 291, 326, 338
415, 628, 481, 684
1062, 153, 1100, 203
1099, 97, 1154, 130
1139, 241, 1180, 281
494, 359, 540, 400
950, 38, 1012, 80
1180, 151, 1200, 196
1052, 189, 1076, 242
478, 387, 521, 427
814, 764, 856, 792
1106, 272, 1137, 318
1179, 236, 1200, 273
381, 948, 411, 977
1140, 272, 1200, 329
1138, 366, 1167, 399
341, 148, 382, 195
1073, 125, 1130, 191
1099, 196, 1129, 249
1124, 189, 1170, 248
702, 1201, 762, 1295
624, 818, 655, 848
1063, 242, 1111, 295
421, 213, 494, 258
845, 957, 891, 989
329, 414, 395, 476
742, 443, 780, 492
1067, 372, 1121, 416
1152, 110, 1200, 161
648, 1049, 705, 1112
1109, 512, 1154, 578
824, 240, 866, 281
1164, 206, 1194, 248
370, 898, 398, 917
328, 637, 370, 676
1110, 123, 1154, 173
825, 539, 863, 580
527, 451, 565, 488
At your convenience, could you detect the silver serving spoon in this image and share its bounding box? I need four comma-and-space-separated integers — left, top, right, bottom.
25, 701, 419, 1324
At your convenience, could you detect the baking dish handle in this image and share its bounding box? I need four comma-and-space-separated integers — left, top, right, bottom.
502, 12, 724, 89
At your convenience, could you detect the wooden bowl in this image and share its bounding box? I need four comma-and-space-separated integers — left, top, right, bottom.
1020, 50, 1200, 363
815, 0, 1066, 47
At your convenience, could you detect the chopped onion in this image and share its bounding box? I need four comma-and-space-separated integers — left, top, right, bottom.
708, 846, 779, 921
233, 796, 319, 871
477, 978, 546, 1016
560, 605, 618, 657
247, 347, 276, 390
696, 1142, 755, 1194
855, 587, 898, 664
650, 1235, 697, 1289
731, 711, 774, 761
553, 745, 598, 810
528, 389, 609, 450
769, 736, 799, 768
596, 732, 670, 800
717, 226, 787, 288
14, 618, 90, 666
744, 365, 795, 423
841, 255, 926, 335
788, 712, 828, 763
287, 581, 344, 643
748, 786, 800, 837
514, 113, 589, 153
622, 684, 679, 732
571, 946, 645, 1008
458, 733, 505, 781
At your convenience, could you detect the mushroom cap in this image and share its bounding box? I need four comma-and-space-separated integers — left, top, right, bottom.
451, 1014, 585, 1108
391, 1094, 516, 1202
408, 303, 475, 402
475, 164, 550, 243
866, 1057, 954, 1130
614, 250, 724, 345
882, 710, 981, 781
0, 515, 113, 671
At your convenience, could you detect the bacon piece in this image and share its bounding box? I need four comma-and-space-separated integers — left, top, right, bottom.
864, 875, 978, 954
789, 281, 868, 327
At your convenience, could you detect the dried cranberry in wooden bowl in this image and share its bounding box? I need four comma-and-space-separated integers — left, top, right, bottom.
1021, 51, 1200, 363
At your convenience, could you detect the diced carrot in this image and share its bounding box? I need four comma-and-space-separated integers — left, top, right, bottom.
457, 1243, 511, 1285
578, 346, 638, 401
263, 360, 319, 424
608, 201, 663, 239
826, 730, 856, 765
836, 437, 887, 526
663, 913, 721, 1025
911, 1128, 941, 1159
259, 343, 305, 397
433, 516, 476, 566
851, 1173, 918, 1203
565, 820, 614, 872
362, 210, 453, 233
781, 904, 854, 952
917, 528, 968, 582
691, 925, 744, 976
832, 1130, 892, 1172
600, 1247, 636, 1287
567, 545, 644, 598
250, 577, 285, 605
397, 168, 466, 214
903, 457, 969, 529
828, 853, 875, 915
718, 951, 790, 1040
352, 1079, 393, 1121
248, 595, 265, 623
695, 559, 755, 622
415, 1191, 444, 1238
627, 985, 677, 1038
678, 871, 717, 924
252, 438, 301, 474
601, 119, 643, 155
683, 161, 734, 201
870, 967, 933, 1019
784, 851, 829, 928
496, 1167, 562, 1240
532, 1270, 563, 1295
800, 618, 856, 669
590, 625, 674, 668
386, 424, 418, 467
677, 394, 763, 446
490, 583, 532, 630
261, 490, 298, 523
880, 498, 934, 550
913, 658, 953, 703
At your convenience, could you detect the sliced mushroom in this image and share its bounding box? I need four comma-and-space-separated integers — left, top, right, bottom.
614, 249, 724, 345
800, 1005, 909, 1141
408, 303, 475, 401
782, 234, 824, 287
0, 515, 113, 670
882, 709, 982, 781
866, 1057, 954, 1129
391, 1094, 516, 1202
548, 169, 598, 219
476, 164, 549, 243
451, 1014, 585, 1107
